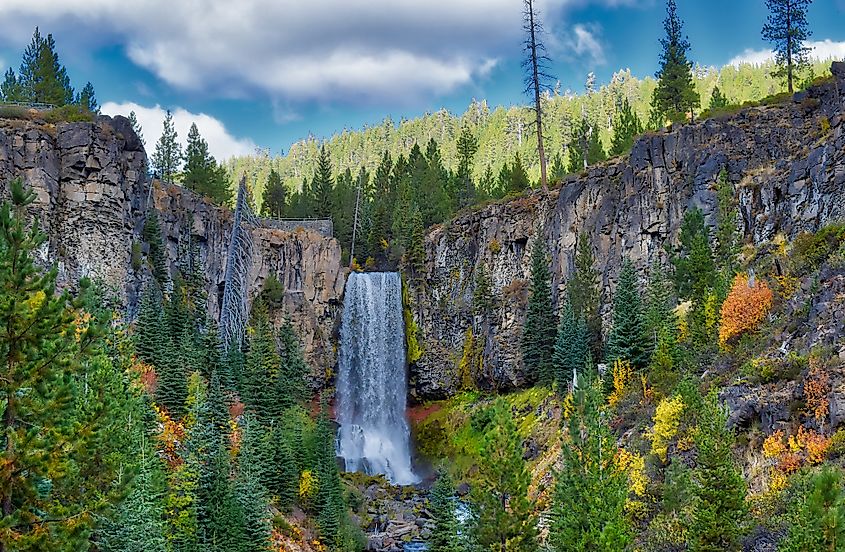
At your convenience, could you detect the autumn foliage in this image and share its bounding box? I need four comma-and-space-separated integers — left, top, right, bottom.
718, 274, 773, 346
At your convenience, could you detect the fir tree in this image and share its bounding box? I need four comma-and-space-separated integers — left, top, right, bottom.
606, 259, 650, 369
142, 210, 170, 286
651, 0, 700, 123
156, 341, 189, 418
672, 208, 716, 304
136, 282, 167, 367
472, 263, 494, 316
17, 27, 74, 106
552, 297, 588, 391
762, 0, 814, 93
550, 152, 567, 182
521, 237, 556, 384
609, 98, 643, 157
708, 85, 729, 110
566, 118, 588, 174
152, 109, 182, 184
268, 424, 298, 511
275, 318, 309, 413
549, 377, 631, 551
714, 168, 740, 291
428, 469, 461, 552
586, 123, 607, 166
471, 400, 537, 552
568, 233, 602, 359
261, 169, 286, 218
311, 145, 335, 219
314, 403, 345, 547
644, 260, 676, 350
688, 393, 747, 551
242, 302, 281, 425
75, 81, 98, 112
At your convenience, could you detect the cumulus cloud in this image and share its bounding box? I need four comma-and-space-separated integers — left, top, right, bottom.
100, 101, 256, 160
728, 39, 845, 67
0, 0, 627, 105
565, 24, 607, 66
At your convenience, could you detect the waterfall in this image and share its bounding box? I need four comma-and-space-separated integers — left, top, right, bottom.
337, 272, 418, 485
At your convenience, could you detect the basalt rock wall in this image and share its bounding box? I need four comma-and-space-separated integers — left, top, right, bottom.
408, 63, 845, 399
0, 114, 345, 380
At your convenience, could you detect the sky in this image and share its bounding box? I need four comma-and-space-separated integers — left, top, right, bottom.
1, 0, 844, 161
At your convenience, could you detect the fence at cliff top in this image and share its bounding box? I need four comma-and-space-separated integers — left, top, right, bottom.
257, 217, 333, 238
0, 101, 56, 110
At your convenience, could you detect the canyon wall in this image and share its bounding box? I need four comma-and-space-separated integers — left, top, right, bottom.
0, 114, 345, 380
407, 63, 845, 399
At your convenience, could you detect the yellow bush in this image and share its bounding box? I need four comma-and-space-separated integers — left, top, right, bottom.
617, 448, 648, 497
299, 470, 317, 504
650, 395, 685, 462
608, 359, 633, 407
762, 430, 787, 459
718, 273, 774, 347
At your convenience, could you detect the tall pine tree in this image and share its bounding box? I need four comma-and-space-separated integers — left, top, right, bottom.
651, 0, 700, 123
152, 109, 182, 184
606, 259, 650, 369
762, 0, 814, 93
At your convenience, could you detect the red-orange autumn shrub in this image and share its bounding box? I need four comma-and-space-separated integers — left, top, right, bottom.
718, 274, 774, 347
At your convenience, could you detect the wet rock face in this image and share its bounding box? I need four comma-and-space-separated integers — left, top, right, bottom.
408, 63, 845, 400
0, 114, 345, 383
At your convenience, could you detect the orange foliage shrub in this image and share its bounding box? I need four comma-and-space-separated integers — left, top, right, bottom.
155, 405, 186, 468
793, 427, 831, 465
805, 362, 831, 424
718, 274, 774, 346
776, 452, 802, 474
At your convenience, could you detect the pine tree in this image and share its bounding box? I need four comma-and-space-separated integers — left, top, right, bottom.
708, 86, 729, 110
311, 145, 335, 219
455, 125, 479, 209
136, 281, 167, 367
471, 400, 537, 552
428, 469, 461, 552
550, 152, 567, 182
0, 179, 131, 549
762, 0, 814, 93
128, 110, 146, 145
406, 205, 426, 278
521, 237, 556, 384
17, 27, 74, 106
506, 153, 530, 195
549, 377, 631, 551
567, 119, 587, 174
152, 109, 183, 184
261, 169, 286, 218
156, 341, 189, 418
182, 123, 231, 205
0, 68, 23, 102
714, 168, 740, 292
781, 467, 845, 552
586, 124, 607, 166
609, 98, 643, 157
75, 81, 98, 112
606, 259, 650, 369
651, 0, 700, 123
688, 393, 747, 551
568, 233, 602, 359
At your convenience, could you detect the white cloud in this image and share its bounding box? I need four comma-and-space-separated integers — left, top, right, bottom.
568, 24, 607, 66
729, 39, 845, 67
0, 0, 628, 105
100, 101, 256, 161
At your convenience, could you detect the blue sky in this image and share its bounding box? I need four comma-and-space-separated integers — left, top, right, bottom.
1, 0, 844, 160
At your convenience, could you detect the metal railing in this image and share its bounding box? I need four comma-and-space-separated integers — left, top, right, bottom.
0, 101, 57, 110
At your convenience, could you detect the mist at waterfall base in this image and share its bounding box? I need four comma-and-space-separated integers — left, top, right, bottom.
336, 272, 419, 485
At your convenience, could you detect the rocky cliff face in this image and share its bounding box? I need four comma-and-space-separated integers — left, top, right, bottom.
408, 63, 845, 400
0, 114, 345, 380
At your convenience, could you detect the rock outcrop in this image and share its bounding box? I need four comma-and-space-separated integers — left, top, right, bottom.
408, 63, 845, 399
0, 114, 345, 380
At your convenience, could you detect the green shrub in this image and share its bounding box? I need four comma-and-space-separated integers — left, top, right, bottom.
0, 105, 32, 120
259, 273, 285, 308
43, 104, 95, 123
791, 224, 845, 274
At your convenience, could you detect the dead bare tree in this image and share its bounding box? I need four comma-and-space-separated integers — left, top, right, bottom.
523, 0, 555, 192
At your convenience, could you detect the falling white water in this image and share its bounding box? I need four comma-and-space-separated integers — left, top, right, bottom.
336, 272, 419, 485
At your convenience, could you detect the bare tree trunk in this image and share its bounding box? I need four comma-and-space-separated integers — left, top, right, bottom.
525, 0, 549, 193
